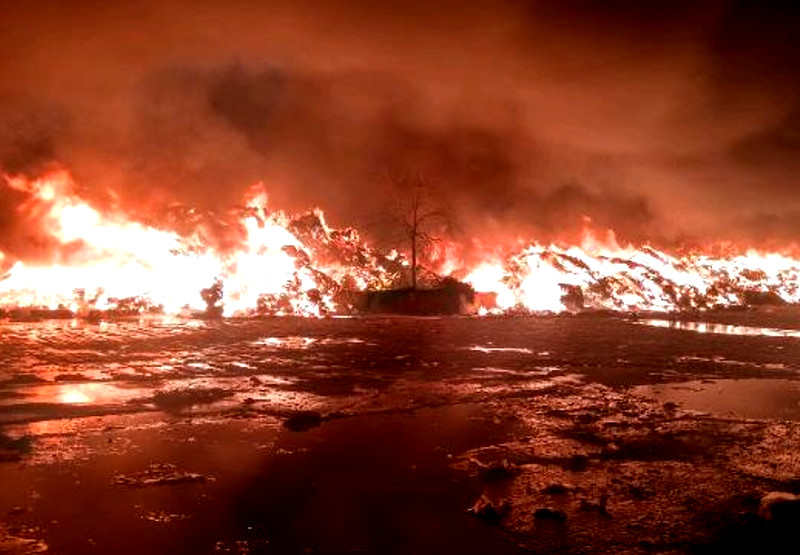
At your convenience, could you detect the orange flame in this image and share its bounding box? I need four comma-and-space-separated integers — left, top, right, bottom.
1, 171, 799, 317
463, 227, 800, 313
0, 171, 403, 316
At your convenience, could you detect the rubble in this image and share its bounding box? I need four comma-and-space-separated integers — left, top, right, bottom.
0, 523, 48, 554
283, 410, 323, 432
758, 492, 800, 522
541, 483, 574, 495
0, 433, 32, 463
151, 387, 234, 411
113, 463, 209, 487
533, 507, 567, 521
467, 495, 510, 524
480, 458, 519, 482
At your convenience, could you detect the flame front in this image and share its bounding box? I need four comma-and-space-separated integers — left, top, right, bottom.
463, 234, 800, 313
0, 171, 404, 316
1, 171, 218, 314
1, 171, 799, 317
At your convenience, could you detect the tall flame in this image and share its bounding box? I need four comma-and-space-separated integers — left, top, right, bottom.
0, 171, 404, 316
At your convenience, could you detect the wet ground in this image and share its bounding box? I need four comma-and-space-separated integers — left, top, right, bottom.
1, 308, 800, 554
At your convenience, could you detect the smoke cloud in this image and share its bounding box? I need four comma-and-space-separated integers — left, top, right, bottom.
1, 0, 799, 259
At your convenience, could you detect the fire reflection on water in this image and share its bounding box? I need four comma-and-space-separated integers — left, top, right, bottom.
59, 387, 91, 404
0, 382, 146, 407
635, 379, 800, 420
639, 319, 800, 338
251, 336, 369, 348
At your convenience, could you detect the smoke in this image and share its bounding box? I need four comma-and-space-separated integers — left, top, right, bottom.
1, 0, 799, 262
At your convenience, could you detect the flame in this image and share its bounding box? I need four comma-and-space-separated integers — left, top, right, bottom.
0, 171, 404, 316
463, 229, 800, 313
1, 170, 798, 317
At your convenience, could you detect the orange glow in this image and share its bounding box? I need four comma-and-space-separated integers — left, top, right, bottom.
0, 171, 403, 316
463, 232, 800, 313
60, 388, 92, 404
1, 170, 799, 316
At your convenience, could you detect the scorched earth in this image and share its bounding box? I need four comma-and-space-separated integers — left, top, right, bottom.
1, 309, 800, 554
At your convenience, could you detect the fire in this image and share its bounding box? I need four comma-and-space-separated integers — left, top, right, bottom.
462, 230, 800, 313
1, 171, 218, 314
0, 171, 404, 317
1, 170, 798, 317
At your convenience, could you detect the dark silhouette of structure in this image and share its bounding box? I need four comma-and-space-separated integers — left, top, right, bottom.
355, 278, 476, 315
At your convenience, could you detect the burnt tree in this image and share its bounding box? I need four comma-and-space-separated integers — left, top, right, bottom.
383, 172, 451, 289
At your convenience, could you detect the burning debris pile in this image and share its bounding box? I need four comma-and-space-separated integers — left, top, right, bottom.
465, 242, 800, 313
1, 170, 798, 318
0, 171, 406, 317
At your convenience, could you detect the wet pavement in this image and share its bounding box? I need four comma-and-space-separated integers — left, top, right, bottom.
1, 308, 800, 553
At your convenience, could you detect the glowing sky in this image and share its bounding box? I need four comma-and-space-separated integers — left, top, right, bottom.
1, 0, 798, 256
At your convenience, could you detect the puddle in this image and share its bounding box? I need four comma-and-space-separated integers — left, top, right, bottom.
0, 404, 526, 555
252, 336, 317, 348
634, 379, 800, 420
467, 346, 534, 354
473, 367, 550, 376
0, 382, 146, 407
639, 319, 800, 338
675, 355, 790, 371
251, 336, 368, 348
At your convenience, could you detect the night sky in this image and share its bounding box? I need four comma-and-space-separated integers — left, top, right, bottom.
1, 0, 799, 257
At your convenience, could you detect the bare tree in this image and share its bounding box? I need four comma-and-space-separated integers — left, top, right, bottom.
381, 172, 452, 289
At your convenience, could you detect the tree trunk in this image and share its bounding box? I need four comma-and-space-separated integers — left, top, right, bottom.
411, 229, 417, 289
410, 187, 420, 290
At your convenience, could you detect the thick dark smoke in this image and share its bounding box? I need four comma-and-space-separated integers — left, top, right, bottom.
1, 0, 799, 261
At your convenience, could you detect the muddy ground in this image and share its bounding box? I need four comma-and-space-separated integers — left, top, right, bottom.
1, 309, 800, 554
